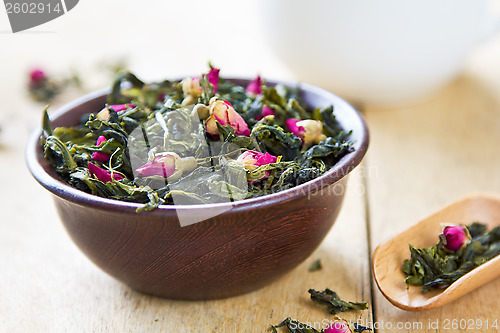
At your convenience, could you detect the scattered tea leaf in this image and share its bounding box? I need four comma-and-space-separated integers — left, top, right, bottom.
270, 318, 321, 333
308, 288, 368, 315
28, 68, 81, 103
353, 323, 372, 333
308, 259, 322, 272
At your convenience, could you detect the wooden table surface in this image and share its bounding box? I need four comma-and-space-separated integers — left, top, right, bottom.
1, 2, 500, 332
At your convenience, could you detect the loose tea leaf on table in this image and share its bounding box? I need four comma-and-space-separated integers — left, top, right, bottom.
353, 323, 372, 333
308, 259, 322, 272
308, 288, 369, 315
270, 318, 321, 333
403, 222, 500, 292
41, 65, 354, 211
28, 68, 81, 103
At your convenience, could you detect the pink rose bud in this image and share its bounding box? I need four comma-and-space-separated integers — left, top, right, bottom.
183, 67, 220, 99
91, 136, 111, 163
88, 162, 124, 183
135, 153, 179, 178
286, 118, 327, 148
206, 67, 220, 93
246, 75, 262, 95
135, 152, 197, 181
109, 104, 134, 113
236, 150, 277, 182
30, 68, 46, 83
255, 106, 275, 120
237, 150, 277, 167
97, 104, 134, 121
182, 77, 203, 97
286, 118, 306, 136
324, 321, 352, 333
205, 98, 250, 137
441, 225, 471, 252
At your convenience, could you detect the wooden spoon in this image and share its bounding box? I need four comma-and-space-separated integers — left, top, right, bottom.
372, 193, 500, 311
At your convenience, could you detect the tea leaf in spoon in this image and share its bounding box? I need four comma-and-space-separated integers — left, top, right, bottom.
403, 222, 500, 292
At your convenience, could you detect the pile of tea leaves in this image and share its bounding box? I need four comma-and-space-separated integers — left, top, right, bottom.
403, 222, 500, 293
41, 66, 353, 211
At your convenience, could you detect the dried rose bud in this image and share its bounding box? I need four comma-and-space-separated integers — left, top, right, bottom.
182, 67, 220, 98
205, 98, 250, 137
324, 321, 352, 333
109, 104, 133, 112
88, 162, 124, 183
236, 150, 277, 182
91, 136, 111, 163
135, 152, 196, 182
30, 68, 47, 84
206, 67, 220, 93
286, 118, 327, 148
441, 225, 471, 252
237, 150, 277, 169
246, 75, 262, 95
192, 103, 210, 120
255, 106, 275, 120
182, 77, 203, 97
97, 104, 133, 121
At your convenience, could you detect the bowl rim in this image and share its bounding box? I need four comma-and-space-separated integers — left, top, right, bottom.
26, 77, 369, 214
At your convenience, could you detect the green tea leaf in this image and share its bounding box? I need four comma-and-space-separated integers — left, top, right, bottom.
252, 124, 302, 161
353, 323, 372, 333
308, 288, 368, 315
308, 259, 322, 272
270, 318, 321, 333
42, 106, 53, 137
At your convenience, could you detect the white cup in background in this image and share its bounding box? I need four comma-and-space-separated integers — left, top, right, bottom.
260, 0, 500, 106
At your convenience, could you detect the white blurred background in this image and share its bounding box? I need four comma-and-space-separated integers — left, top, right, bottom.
0, 0, 292, 92
1, 0, 500, 143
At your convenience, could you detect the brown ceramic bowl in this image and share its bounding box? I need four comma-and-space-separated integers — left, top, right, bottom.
26, 79, 369, 300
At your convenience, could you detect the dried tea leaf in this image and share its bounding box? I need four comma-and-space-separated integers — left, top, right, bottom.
42, 106, 53, 137
216, 122, 253, 149
467, 222, 488, 238
270, 318, 321, 333
308, 259, 322, 272
308, 288, 368, 315
298, 133, 353, 168
314, 105, 343, 137
353, 323, 372, 333
252, 124, 302, 161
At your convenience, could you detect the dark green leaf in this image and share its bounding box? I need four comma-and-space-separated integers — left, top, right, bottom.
252, 124, 302, 161
308, 259, 322, 272
353, 323, 372, 333
270, 318, 321, 333
308, 288, 368, 315
42, 106, 53, 137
